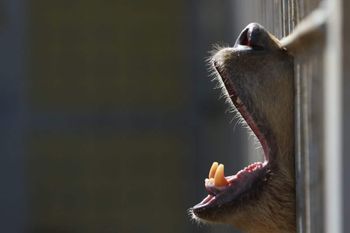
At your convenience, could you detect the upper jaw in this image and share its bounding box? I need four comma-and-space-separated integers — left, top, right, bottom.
213, 53, 273, 162
211, 22, 286, 164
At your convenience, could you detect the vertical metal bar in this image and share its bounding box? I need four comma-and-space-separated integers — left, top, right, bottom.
342, 1, 350, 231
324, 0, 343, 232
295, 61, 307, 233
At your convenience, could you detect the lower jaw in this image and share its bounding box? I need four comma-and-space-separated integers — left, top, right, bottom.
192, 162, 271, 219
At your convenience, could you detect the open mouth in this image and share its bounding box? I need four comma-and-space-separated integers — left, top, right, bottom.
192, 24, 273, 217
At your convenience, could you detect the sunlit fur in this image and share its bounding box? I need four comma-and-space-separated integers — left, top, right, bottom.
191, 23, 295, 233
207, 45, 253, 134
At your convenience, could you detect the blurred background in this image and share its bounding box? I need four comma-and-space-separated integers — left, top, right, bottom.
0, 1, 281, 233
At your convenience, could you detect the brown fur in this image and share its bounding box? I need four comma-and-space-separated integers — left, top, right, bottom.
192, 23, 295, 233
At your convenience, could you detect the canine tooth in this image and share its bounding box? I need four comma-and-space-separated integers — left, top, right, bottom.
209, 162, 219, 178
214, 164, 229, 186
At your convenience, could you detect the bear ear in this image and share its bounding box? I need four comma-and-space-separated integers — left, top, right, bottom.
234, 23, 281, 51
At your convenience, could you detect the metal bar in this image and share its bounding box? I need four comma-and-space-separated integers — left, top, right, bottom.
280, 6, 327, 55
323, 0, 343, 232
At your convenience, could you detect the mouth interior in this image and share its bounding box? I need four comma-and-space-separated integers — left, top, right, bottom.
194, 160, 267, 208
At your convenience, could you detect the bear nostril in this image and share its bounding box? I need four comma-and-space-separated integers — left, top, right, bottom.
236, 28, 250, 46
235, 25, 265, 50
